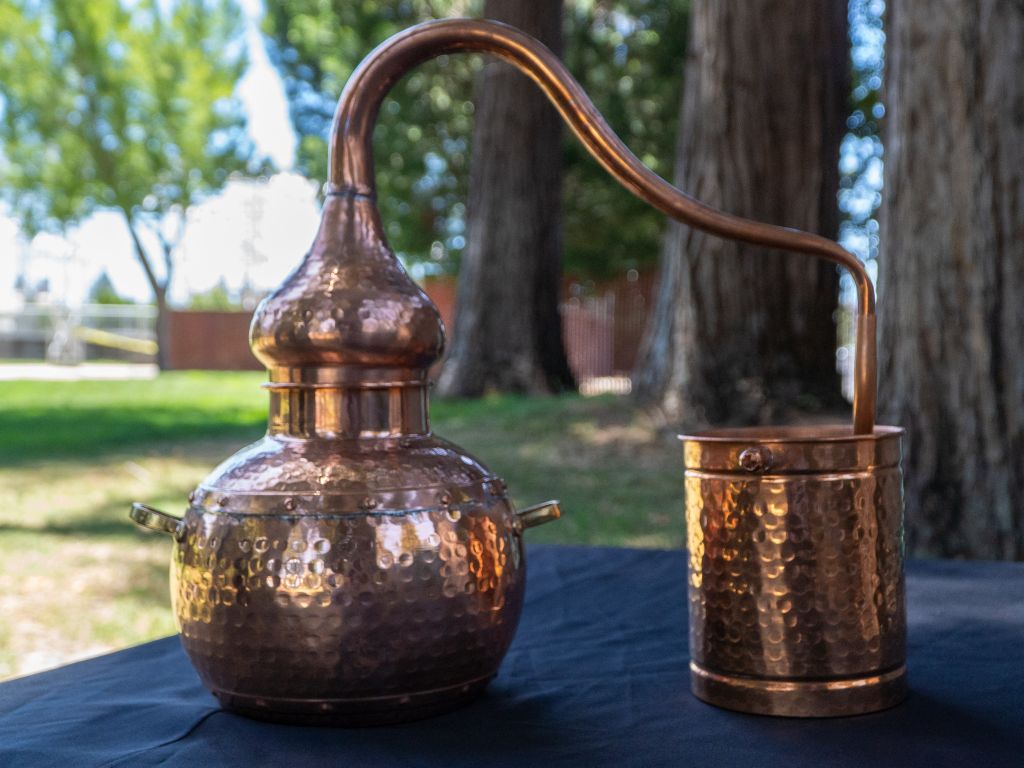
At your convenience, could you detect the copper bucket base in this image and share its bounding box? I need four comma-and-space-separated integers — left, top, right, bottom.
690, 663, 907, 717
682, 425, 907, 718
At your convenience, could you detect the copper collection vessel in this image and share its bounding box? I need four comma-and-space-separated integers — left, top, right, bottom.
132, 18, 905, 723
681, 423, 906, 717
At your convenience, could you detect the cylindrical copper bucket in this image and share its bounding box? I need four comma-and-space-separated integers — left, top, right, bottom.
681, 425, 906, 716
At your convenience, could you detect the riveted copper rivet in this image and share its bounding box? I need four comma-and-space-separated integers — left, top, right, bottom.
738, 446, 773, 472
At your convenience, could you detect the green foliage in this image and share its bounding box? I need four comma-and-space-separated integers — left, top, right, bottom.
263, 0, 689, 278
0, 0, 259, 265
562, 0, 689, 277
186, 278, 242, 310
263, 0, 479, 271
87, 271, 134, 304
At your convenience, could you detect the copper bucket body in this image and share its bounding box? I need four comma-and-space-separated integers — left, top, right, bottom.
681, 426, 907, 716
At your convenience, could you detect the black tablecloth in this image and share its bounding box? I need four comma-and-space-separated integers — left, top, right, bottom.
1, 545, 1022, 767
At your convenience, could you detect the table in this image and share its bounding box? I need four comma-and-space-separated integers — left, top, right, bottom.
1, 545, 1022, 767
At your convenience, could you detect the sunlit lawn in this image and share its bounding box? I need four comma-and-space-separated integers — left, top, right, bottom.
0, 372, 683, 679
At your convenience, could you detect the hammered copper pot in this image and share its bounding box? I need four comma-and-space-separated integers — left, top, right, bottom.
130, 179, 562, 724
131, 451, 557, 725
132, 17, 908, 725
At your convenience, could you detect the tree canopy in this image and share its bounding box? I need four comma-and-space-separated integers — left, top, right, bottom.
0, 0, 262, 366
0, 0, 257, 231
87, 271, 133, 305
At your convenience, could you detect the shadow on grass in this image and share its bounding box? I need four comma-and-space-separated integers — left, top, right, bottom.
0, 372, 267, 466
0, 475, 200, 541
0, 517, 156, 540
434, 394, 684, 548
0, 407, 265, 466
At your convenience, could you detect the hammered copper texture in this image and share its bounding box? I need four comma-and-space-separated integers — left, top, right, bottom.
682, 428, 907, 717
249, 195, 445, 380
171, 492, 523, 723
192, 430, 506, 515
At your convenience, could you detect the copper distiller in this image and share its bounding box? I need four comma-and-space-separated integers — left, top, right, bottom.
132, 18, 905, 723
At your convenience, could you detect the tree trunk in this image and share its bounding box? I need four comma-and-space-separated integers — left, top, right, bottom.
879, 0, 1024, 559
121, 209, 172, 370
633, 0, 848, 426
154, 287, 170, 371
436, 0, 574, 397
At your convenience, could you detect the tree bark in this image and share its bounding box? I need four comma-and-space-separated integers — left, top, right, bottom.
633, 0, 848, 426
154, 287, 170, 371
880, 0, 1024, 559
123, 210, 171, 370
436, 0, 574, 397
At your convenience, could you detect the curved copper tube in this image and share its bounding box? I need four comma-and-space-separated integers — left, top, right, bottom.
327, 19, 877, 433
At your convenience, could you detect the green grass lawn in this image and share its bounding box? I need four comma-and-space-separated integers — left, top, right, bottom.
0, 372, 683, 679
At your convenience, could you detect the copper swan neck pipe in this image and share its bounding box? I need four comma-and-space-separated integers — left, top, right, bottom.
327, 18, 877, 434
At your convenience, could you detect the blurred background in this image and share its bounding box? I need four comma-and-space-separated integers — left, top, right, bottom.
1, 0, 1021, 679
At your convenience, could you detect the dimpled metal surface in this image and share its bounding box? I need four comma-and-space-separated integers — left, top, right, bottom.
681, 426, 907, 717
191, 431, 505, 514
172, 487, 524, 725
249, 195, 444, 381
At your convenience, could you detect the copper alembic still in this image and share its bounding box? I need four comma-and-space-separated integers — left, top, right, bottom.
131, 18, 905, 724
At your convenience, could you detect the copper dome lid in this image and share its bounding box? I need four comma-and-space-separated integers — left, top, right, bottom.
249, 194, 444, 388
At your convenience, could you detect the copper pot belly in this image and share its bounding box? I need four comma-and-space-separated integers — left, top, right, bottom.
132, 431, 558, 725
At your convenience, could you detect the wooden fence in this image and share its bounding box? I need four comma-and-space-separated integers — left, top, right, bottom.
163, 272, 657, 384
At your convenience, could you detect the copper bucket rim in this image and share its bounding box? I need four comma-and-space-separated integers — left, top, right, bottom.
677, 424, 904, 444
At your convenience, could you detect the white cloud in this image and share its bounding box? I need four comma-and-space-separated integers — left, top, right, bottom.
173, 173, 320, 304
237, 0, 296, 170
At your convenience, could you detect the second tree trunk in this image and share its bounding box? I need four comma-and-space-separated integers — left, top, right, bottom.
633, 0, 849, 426
880, 0, 1024, 559
437, 0, 574, 397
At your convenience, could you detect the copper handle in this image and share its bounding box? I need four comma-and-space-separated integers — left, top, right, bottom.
516, 500, 561, 530
328, 19, 877, 434
130, 502, 185, 540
